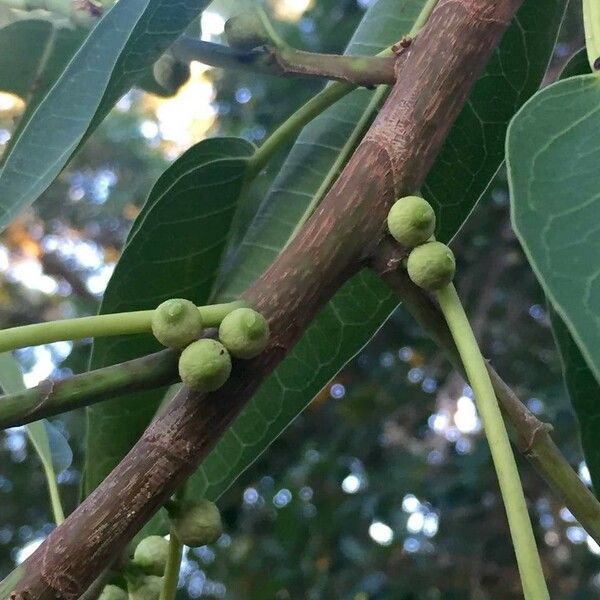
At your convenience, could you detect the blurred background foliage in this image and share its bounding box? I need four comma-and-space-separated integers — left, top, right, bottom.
0, 0, 597, 598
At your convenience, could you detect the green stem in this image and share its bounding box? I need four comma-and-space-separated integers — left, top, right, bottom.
286, 86, 388, 244
247, 82, 355, 178
0, 349, 179, 429
436, 284, 548, 600
45, 466, 65, 524
255, 4, 287, 49
25, 423, 65, 524
583, 0, 600, 71
277, 0, 440, 238
0, 301, 244, 353
159, 529, 183, 600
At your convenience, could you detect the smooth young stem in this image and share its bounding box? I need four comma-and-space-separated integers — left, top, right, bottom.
0, 349, 179, 429
159, 530, 183, 600
436, 284, 548, 600
583, 0, 600, 71
46, 469, 65, 525
247, 0, 439, 178
247, 82, 354, 178
0, 302, 244, 353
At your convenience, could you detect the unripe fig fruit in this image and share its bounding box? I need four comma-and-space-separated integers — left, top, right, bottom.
387, 195, 436, 247
152, 52, 191, 95
170, 499, 223, 547
170, 499, 223, 548
218, 307, 269, 359
406, 241, 455, 291
132, 535, 169, 576
225, 13, 270, 51
151, 298, 203, 349
178, 339, 232, 392
98, 584, 128, 600
128, 575, 163, 600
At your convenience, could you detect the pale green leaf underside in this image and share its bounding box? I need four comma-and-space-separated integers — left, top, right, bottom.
538, 50, 600, 495
0, 19, 84, 101
508, 74, 600, 385
188, 0, 563, 502
0, 0, 211, 230
0, 353, 71, 493
84, 137, 255, 496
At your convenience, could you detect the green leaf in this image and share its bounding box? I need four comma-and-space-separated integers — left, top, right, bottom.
550, 307, 600, 496
0, 565, 24, 600
0, 19, 84, 101
507, 74, 600, 382
560, 48, 589, 80
84, 137, 255, 496
0, 0, 211, 230
188, 0, 563, 501
508, 48, 600, 493
0, 352, 71, 523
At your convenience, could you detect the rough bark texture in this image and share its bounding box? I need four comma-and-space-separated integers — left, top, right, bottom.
8, 1, 523, 597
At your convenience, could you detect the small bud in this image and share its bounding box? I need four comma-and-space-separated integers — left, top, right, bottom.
151, 298, 203, 349
152, 53, 191, 95
178, 339, 232, 392
218, 307, 269, 359
98, 584, 128, 600
387, 195, 436, 247
170, 499, 223, 547
128, 575, 163, 600
406, 241, 455, 291
132, 535, 169, 576
225, 13, 271, 51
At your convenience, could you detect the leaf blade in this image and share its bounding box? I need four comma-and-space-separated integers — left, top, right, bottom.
507, 74, 600, 383
0, 0, 211, 230
189, 0, 564, 501
84, 137, 255, 496
0, 353, 71, 523
508, 49, 600, 493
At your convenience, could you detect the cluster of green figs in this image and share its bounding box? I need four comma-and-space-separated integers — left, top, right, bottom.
151, 301, 270, 393
97, 195, 449, 599
100, 500, 223, 599
387, 195, 455, 290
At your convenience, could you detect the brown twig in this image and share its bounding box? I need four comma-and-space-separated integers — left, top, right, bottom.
171, 37, 396, 87
371, 239, 600, 543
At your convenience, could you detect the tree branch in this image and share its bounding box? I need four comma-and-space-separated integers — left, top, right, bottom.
0, 349, 178, 429
171, 37, 396, 87
371, 239, 600, 546
7, 1, 528, 597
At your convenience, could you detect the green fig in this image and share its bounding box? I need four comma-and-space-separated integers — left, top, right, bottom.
224, 13, 271, 51
151, 298, 203, 349
132, 535, 169, 576
152, 52, 191, 95
98, 584, 128, 600
387, 195, 435, 247
170, 499, 223, 547
406, 241, 455, 291
178, 339, 232, 392
127, 575, 163, 600
218, 308, 269, 359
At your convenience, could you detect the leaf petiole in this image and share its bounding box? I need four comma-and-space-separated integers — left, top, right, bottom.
436, 284, 548, 600
0, 301, 245, 353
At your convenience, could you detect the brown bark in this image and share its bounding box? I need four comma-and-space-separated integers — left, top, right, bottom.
8, 1, 523, 597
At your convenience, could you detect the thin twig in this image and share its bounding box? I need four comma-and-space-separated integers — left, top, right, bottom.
371, 240, 600, 544
171, 37, 396, 87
